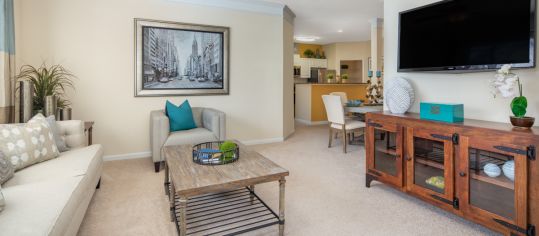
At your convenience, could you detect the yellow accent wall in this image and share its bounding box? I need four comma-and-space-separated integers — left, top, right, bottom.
311, 84, 368, 121
296, 43, 325, 58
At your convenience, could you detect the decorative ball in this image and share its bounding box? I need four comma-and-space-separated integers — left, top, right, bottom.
483, 163, 501, 177
502, 160, 515, 181
384, 77, 415, 114
219, 141, 237, 160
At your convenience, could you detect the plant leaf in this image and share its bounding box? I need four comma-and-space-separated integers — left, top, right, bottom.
511, 96, 527, 117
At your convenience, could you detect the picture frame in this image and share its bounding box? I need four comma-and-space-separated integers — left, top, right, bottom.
134, 18, 230, 97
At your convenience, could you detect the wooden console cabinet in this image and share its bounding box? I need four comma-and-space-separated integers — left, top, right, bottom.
365, 111, 537, 236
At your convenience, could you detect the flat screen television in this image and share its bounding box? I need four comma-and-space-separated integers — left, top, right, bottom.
398, 0, 536, 72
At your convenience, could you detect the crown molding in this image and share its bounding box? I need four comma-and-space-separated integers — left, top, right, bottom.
283, 5, 296, 24
168, 0, 288, 16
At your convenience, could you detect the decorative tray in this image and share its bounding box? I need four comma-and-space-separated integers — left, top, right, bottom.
192, 141, 239, 165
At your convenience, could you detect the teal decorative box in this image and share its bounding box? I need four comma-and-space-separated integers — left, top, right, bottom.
420, 102, 464, 123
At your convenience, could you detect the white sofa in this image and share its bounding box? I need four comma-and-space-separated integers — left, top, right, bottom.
0, 120, 103, 236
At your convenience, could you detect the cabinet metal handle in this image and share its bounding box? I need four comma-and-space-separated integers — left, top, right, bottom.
459, 172, 466, 177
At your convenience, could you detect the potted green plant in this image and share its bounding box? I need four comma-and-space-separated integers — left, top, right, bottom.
341, 74, 349, 83
326, 73, 334, 83
16, 64, 75, 113
303, 49, 315, 58
491, 64, 534, 128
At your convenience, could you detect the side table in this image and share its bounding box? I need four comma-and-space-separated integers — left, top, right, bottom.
84, 121, 94, 145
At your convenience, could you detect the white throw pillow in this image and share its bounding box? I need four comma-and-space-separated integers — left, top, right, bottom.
0, 114, 60, 171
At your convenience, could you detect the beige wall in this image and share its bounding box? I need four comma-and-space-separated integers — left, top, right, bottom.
385, 0, 539, 122
324, 44, 337, 71
323, 41, 371, 81
15, 0, 290, 156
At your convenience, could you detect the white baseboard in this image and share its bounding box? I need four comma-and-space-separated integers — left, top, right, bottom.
241, 137, 284, 145
103, 151, 151, 162
103, 137, 287, 161
295, 118, 328, 126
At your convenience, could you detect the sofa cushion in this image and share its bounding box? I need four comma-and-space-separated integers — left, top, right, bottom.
0, 114, 60, 171
166, 100, 197, 132
2, 144, 103, 187
164, 128, 218, 147
0, 144, 103, 235
0, 177, 84, 235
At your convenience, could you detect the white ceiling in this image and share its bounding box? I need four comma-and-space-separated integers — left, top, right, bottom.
263, 0, 384, 44
170, 0, 384, 45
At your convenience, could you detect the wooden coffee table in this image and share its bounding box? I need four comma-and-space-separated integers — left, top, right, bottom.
163, 142, 289, 236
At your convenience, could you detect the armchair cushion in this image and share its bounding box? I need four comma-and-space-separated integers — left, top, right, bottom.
164, 128, 218, 147
166, 100, 197, 132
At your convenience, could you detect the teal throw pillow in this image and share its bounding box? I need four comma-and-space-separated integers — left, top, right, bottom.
165, 100, 197, 132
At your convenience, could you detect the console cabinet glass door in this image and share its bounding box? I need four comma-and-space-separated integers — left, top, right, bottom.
366, 120, 403, 187
457, 137, 528, 235
406, 127, 455, 206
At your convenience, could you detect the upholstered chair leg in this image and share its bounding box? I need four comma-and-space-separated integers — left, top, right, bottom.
328, 126, 333, 148
342, 125, 347, 153
154, 162, 161, 173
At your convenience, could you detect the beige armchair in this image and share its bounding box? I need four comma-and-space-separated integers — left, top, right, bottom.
150, 107, 226, 172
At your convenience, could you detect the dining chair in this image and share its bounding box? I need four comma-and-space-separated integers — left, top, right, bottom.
330, 92, 348, 105
322, 95, 366, 153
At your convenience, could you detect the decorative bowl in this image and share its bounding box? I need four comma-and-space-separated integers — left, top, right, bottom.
502, 160, 515, 181
346, 100, 363, 107
510, 116, 535, 129
483, 163, 501, 178
192, 141, 239, 165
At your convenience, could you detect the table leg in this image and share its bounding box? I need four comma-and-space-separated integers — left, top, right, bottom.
178, 197, 188, 236
169, 183, 175, 222
279, 178, 286, 236
165, 161, 170, 196
249, 185, 255, 204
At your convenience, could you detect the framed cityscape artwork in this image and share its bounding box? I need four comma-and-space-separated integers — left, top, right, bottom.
134, 19, 229, 96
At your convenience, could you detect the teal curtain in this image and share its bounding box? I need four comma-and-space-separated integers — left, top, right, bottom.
0, 0, 16, 123
0, 0, 14, 53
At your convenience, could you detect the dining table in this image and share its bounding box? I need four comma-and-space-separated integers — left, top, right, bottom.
344, 104, 384, 115
343, 103, 383, 145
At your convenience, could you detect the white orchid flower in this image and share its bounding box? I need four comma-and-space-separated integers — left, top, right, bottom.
498, 64, 512, 74
491, 64, 518, 98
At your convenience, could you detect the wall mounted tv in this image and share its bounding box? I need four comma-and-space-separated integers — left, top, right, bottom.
398, 0, 536, 72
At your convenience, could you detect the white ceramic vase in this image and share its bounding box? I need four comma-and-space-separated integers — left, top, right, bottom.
384, 77, 415, 114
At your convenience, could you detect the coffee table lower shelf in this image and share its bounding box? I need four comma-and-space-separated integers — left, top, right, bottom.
168, 187, 281, 236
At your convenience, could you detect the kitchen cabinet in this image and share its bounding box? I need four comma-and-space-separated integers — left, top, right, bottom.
293, 54, 327, 78
365, 112, 538, 236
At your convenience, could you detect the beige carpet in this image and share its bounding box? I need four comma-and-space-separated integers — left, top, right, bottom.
78, 124, 497, 236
